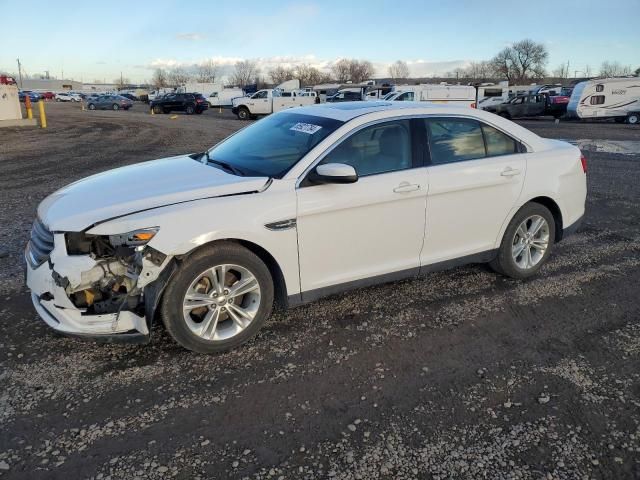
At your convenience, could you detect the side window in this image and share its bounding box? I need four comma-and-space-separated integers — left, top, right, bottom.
425, 118, 486, 165
319, 120, 412, 177
482, 124, 519, 157
595, 84, 604, 92
590, 95, 605, 105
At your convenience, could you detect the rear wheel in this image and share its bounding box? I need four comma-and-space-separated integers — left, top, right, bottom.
88, 103, 96, 110
237, 107, 250, 120
161, 243, 274, 353
185, 104, 195, 115
627, 113, 639, 125
490, 202, 555, 279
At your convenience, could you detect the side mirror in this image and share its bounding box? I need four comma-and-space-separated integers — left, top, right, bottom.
308, 163, 358, 184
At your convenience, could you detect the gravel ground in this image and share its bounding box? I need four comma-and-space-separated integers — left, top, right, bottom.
1, 102, 639, 479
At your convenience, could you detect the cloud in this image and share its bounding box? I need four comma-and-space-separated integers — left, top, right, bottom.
175, 33, 205, 41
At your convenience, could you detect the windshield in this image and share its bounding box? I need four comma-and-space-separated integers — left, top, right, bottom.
207, 112, 344, 178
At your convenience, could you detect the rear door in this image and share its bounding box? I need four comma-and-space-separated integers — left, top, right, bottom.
420, 117, 527, 265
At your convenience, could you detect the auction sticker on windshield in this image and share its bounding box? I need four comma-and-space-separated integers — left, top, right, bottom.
290, 123, 322, 134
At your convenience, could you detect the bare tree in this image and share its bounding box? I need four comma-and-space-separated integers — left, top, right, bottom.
491, 39, 548, 82
194, 60, 218, 83
599, 61, 631, 77
388, 60, 410, 80
113, 76, 130, 89
167, 67, 191, 85
635, 66, 640, 76
553, 62, 570, 79
350, 60, 374, 83
269, 65, 296, 84
231, 60, 260, 87
151, 68, 168, 88
295, 64, 325, 86
331, 59, 351, 83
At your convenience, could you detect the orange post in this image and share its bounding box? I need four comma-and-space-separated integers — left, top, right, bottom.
24, 96, 33, 119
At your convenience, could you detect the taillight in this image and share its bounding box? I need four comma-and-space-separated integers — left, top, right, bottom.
580, 153, 587, 173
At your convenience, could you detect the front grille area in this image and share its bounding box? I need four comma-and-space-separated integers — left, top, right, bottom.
28, 218, 54, 267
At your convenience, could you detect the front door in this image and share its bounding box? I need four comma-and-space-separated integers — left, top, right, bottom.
248, 91, 270, 114
420, 117, 527, 265
296, 119, 428, 297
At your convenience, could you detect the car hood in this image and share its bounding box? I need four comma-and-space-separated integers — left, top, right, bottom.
38, 155, 270, 231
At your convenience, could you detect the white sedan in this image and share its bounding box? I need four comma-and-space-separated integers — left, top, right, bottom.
26, 102, 587, 353
55, 92, 82, 102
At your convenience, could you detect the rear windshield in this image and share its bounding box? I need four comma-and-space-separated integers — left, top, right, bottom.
207, 112, 343, 178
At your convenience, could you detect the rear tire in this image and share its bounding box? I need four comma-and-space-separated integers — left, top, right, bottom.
161, 242, 274, 353
88, 103, 96, 110
185, 105, 195, 115
489, 202, 556, 280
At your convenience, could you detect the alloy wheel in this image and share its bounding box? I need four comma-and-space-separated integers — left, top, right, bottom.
511, 215, 550, 269
182, 264, 261, 341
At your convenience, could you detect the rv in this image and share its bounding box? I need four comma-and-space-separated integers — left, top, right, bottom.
387, 84, 477, 107
567, 77, 640, 124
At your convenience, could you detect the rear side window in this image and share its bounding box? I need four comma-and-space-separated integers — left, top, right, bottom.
590, 95, 605, 105
425, 118, 486, 164
482, 124, 519, 156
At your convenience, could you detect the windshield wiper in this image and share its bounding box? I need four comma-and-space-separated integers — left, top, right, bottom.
201, 151, 245, 177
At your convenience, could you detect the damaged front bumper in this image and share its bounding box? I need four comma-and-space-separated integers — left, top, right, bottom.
25, 228, 171, 343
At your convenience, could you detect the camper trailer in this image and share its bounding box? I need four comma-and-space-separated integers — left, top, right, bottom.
567, 77, 640, 124
387, 84, 477, 107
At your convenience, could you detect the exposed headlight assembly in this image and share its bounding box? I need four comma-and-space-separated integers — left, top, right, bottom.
108, 227, 160, 247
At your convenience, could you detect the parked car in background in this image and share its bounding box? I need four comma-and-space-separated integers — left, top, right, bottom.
326, 90, 363, 102
19, 91, 41, 103
494, 93, 567, 119
55, 92, 82, 102
150, 92, 208, 114
39, 91, 55, 100
86, 95, 133, 111
25, 102, 586, 353
119, 93, 138, 101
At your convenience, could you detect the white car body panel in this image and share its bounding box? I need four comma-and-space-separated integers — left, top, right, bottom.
25, 102, 586, 341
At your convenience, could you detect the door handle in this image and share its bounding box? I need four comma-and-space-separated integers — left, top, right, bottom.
500, 167, 521, 177
393, 182, 421, 193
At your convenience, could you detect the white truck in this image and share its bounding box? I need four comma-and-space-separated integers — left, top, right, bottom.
231, 80, 318, 119
206, 87, 244, 108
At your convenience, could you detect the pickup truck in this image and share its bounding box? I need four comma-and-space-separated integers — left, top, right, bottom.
493, 93, 569, 119
231, 89, 318, 120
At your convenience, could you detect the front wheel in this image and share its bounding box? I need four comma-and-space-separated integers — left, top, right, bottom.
627, 113, 639, 125
112, 104, 120, 111
152, 105, 162, 114
161, 243, 274, 353
88, 103, 96, 110
489, 203, 555, 279
237, 107, 250, 120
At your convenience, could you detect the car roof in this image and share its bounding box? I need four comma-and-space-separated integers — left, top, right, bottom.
290, 101, 475, 122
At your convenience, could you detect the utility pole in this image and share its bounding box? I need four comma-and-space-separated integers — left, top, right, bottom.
16, 58, 23, 89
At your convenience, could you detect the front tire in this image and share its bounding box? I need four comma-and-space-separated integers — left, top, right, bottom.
153, 105, 162, 114
237, 107, 250, 120
88, 103, 96, 110
161, 242, 274, 353
112, 103, 120, 111
627, 113, 639, 125
490, 202, 555, 279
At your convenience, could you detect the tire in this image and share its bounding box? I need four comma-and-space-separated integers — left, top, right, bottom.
489, 202, 556, 280
237, 107, 250, 120
161, 242, 274, 353
153, 105, 162, 114
627, 113, 640, 125
56, 98, 61, 102
88, 103, 96, 110
185, 104, 195, 115
112, 104, 119, 111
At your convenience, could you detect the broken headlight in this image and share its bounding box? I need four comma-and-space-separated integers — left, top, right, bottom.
108, 227, 160, 247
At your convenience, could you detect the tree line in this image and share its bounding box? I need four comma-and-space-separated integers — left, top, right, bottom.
146, 39, 639, 88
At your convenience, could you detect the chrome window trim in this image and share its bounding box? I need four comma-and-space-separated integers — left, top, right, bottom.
295, 112, 532, 188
